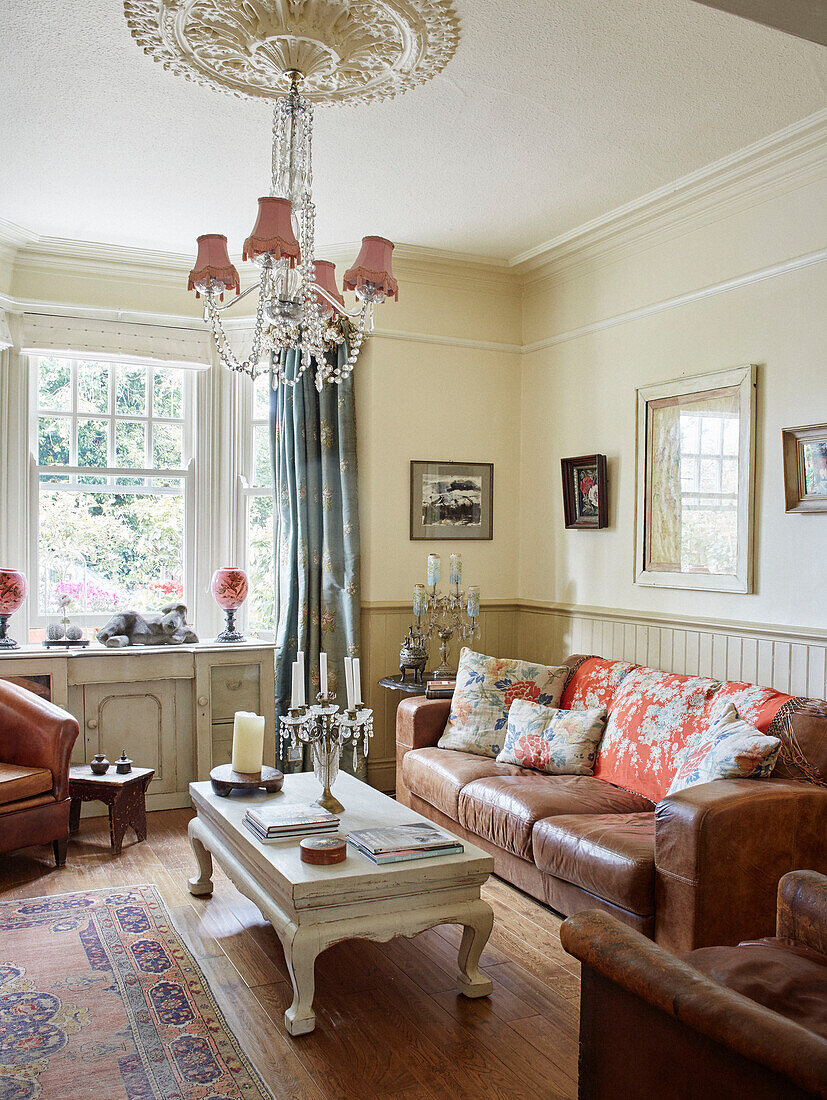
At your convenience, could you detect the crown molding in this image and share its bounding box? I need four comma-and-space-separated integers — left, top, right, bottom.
1, 224, 513, 297
521, 247, 827, 354
515, 108, 827, 291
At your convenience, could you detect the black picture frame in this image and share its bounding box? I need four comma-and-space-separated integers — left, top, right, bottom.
561, 454, 608, 529
410, 460, 494, 540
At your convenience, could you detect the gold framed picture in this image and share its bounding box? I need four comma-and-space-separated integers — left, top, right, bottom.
635, 364, 756, 593
782, 424, 827, 513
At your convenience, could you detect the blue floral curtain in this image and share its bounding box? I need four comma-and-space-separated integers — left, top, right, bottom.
270, 343, 364, 777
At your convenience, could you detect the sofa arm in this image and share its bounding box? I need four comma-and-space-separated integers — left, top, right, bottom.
396, 696, 451, 750
0, 680, 80, 802
561, 910, 827, 1099
777, 870, 827, 954
654, 777, 827, 952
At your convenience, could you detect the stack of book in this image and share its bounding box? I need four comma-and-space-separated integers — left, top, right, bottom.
243, 803, 340, 843
346, 823, 463, 864
425, 679, 456, 699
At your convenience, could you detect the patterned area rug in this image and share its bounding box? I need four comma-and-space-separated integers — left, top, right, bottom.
0, 884, 274, 1100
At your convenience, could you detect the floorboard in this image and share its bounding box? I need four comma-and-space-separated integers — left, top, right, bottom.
0, 808, 579, 1100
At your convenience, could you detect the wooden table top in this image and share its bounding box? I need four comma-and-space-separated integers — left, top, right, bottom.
69, 765, 154, 786
189, 772, 492, 910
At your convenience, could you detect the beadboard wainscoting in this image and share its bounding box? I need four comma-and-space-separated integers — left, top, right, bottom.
362, 600, 827, 791
517, 603, 827, 701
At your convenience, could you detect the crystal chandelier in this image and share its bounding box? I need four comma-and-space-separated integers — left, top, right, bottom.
187, 71, 398, 390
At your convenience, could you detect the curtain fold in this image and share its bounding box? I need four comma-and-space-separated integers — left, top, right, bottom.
271, 343, 363, 777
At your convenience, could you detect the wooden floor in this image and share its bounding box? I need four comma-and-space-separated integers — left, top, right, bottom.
0, 809, 580, 1100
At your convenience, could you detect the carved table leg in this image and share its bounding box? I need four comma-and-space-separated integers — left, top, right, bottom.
188, 822, 214, 896
109, 791, 130, 856
68, 799, 82, 834
456, 900, 494, 998
283, 927, 320, 1035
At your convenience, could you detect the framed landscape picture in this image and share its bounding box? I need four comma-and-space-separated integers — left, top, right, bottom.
782, 424, 827, 513
635, 364, 756, 593
410, 460, 493, 540
561, 454, 608, 529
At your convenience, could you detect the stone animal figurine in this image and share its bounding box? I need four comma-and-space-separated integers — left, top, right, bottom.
399, 627, 428, 684
97, 604, 198, 648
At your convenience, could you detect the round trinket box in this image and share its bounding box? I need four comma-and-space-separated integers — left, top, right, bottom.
300, 836, 347, 865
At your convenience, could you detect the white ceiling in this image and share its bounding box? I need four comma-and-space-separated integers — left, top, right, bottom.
0, 0, 825, 261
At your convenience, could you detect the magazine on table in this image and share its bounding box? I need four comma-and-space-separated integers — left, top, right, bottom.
243, 815, 339, 843
346, 823, 463, 856
347, 838, 463, 865
245, 803, 339, 834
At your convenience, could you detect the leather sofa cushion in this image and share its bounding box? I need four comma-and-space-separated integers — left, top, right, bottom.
0, 793, 56, 816
532, 812, 656, 915
458, 775, 654, 861
686, 938, 827, 1040
401, 747, 533, 821
0, 763, 53, 806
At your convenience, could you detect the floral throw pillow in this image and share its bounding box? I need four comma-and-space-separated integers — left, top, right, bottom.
666, 702, 781, 796
496, 699, 608, 775
437, 648, 569, 758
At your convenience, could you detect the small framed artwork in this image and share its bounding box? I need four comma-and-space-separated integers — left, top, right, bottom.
782, 424, 827, 513
561, 455, 608, 529
635, 364, 756, 593
410, 460, 493, 540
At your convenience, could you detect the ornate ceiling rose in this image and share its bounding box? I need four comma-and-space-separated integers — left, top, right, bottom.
124, 0, 460, 106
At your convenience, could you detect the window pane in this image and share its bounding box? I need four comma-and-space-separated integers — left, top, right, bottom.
153, 368, 183, 418
253, 372, 271, 420
247, 494, 274, 632
722, 417, 739, 456
115, 366, 147, 415
253, 425, 271, 487
38, 358, 72, 411
77, 418, 109, 467
700, 416, 722, 455
38, 487, 185, 614
152, 423, 183, 468
77, 361, 109, 414
115, 421, 146, 467
38, 416, 70, 464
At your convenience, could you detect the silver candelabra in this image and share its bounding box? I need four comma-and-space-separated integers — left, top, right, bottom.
415, 582, 480, 678
278, 693, 373, 813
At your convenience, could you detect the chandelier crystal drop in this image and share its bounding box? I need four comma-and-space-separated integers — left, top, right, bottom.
187, 73, 398, 390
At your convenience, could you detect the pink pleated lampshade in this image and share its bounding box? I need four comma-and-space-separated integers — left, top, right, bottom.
188, 235, 240, 300
313, 260, 344, 309
343, 236, 398, 301
243, 197, 301, 265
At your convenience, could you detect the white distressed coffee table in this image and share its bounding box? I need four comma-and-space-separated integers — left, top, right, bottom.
187, 772, 495, 1035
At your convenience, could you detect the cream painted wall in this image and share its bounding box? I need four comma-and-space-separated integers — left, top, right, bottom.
518, 175, 827, 631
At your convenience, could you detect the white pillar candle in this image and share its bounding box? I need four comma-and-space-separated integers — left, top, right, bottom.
427, 553, 441, 586
296, 650, 305, 706
344, 656, 354, 710
231, 711, 265, 775
319, 651, 328, 696
352, 657, 362, 706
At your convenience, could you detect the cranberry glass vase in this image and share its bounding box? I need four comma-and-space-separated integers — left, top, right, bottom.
211, 567, 248, 643
0, 568, 28, 649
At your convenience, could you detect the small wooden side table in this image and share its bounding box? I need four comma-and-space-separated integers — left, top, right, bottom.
378, 675, 428, 697
68, 766, 155, 855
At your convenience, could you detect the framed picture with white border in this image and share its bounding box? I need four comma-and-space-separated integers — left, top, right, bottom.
635, 364, 756, 593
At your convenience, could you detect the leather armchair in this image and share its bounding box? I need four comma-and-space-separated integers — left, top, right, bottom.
0, 679, 80, 865
561, 871, 827, 1100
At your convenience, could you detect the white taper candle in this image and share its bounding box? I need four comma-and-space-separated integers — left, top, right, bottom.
352, 657, 362, 706
344, 656, 354, 710
319, 651, 328, 695
296, 650, 305, 706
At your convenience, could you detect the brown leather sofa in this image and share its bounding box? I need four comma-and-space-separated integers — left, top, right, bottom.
561, 870, 827, 1100
396, 654, 827, 951
0, 679, 80, 866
